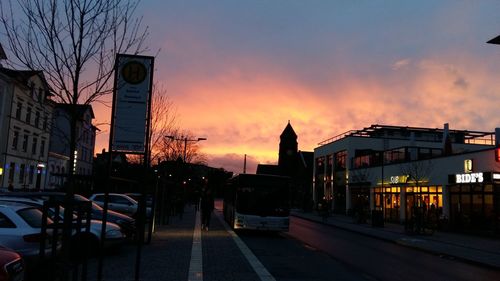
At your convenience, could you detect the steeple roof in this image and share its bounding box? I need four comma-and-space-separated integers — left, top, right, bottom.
280, 121, 297, 139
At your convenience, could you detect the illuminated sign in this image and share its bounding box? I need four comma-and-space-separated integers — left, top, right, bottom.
455, 172, 483, 183
464, 159, 473, 173
493, 173, 500, 180
0, 167, 2, 175
390, 175, 409, 184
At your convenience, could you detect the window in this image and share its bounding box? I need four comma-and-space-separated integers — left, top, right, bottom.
11, 131, 19, 150
43, 115, 48, 130
8, 162, 15, 182
15, 102, 22, 119
22, 134, 28, 152
0, 213, 16, 228
82, 147, 87, 162
315, 156, 325, 172
29, 165, 34, 184
32, 137, 38, 154
18, 164, 25, 183
29, 82, 35, 98
40, 139, 46, 156
38, 88, 44, 101
335, 150, 347, 170
34, 111, 40, 128
18, 208, 51, 227
25, 106, 32, 123
111, 195, 135, 205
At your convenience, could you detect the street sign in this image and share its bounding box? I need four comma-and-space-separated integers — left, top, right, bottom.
111, 54, 154, 153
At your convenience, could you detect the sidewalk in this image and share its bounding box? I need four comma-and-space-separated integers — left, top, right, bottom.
291, 210, 500, 270
86, 205, 265, 281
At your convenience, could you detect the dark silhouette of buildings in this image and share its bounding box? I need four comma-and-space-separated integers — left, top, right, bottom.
256, 121, 313, 210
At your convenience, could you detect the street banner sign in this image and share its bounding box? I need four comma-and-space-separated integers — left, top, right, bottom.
111, 54, 154, 153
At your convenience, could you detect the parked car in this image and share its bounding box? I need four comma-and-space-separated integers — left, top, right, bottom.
0, 192, 136, 239
0, 197, 125, 254
89, 193, 151, 218
0, 246, 24, 281
124, 193, 153, 207
0, 202, 58, 269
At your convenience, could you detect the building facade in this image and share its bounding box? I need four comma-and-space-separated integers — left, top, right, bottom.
47, 104, 97, 190
0, 67, 53, 190
314, 124, 500, 234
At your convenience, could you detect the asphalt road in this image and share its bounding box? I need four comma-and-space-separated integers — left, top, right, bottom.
240, 216, 500, 281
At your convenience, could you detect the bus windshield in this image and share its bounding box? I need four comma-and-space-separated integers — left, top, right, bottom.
235, 176, 290, 217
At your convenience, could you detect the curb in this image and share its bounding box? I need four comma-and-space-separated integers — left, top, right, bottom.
290, 213, 500, 270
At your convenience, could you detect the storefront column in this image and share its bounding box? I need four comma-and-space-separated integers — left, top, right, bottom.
442, 185, 450, 220
345, 170, 351, 213
370, 187, 375, 210
400, 187, 406, 222
346, 185, 351, 213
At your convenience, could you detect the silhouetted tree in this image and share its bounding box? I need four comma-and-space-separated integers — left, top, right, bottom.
1, 0, 148, 188
1, 0, 148, 267
161, 130, 208, 164
128, 83, 178, 165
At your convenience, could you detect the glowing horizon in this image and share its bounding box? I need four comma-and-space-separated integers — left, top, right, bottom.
87, 1, 500, 174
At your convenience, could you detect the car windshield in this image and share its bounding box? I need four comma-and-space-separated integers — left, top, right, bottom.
17, 207, 53, 228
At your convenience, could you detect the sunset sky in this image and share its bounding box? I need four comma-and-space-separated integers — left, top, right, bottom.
91, 1, 500, 173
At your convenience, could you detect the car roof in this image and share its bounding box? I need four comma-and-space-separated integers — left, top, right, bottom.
0, 192, 90, 201
0, 196, 43, 202
0, 197, 45, 205
92, 193, 128, 196
0, 201, 37, 210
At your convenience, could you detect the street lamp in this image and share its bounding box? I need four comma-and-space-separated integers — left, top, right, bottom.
165, 135, 207, 163
487, 35, 500, 45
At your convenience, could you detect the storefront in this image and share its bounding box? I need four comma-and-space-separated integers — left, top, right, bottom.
372, 173, 443, 223
404, 185, 443, 223
448, 172, 500, 235
350, 184, 370, 215
374, 186, 401, 222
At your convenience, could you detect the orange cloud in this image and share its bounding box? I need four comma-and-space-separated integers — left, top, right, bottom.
93, 50, 500, 173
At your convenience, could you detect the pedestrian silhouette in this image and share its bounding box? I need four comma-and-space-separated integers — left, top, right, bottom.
200, 189, 214, 231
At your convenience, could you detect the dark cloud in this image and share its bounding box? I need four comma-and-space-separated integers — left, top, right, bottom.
208, 153, 261, 174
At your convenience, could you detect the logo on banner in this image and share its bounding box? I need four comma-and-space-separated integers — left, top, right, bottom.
121, 61, 147, 84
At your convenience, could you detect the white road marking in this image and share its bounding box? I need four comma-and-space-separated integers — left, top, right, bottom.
188, 211, 203, 281
215, 211, 277, 281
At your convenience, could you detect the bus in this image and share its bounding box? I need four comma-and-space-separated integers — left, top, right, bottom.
223, 173, 291, 231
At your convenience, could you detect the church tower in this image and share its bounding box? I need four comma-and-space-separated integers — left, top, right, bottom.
278, 121, 298, 176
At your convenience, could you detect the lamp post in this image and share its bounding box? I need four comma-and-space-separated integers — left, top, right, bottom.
487, 35, 500, 45
165, 135, 207, 163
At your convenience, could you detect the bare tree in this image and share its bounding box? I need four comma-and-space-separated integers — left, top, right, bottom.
1, 0, 148, 265
161, 129, 208, 165
149, 83, 178, 164
128, 83, 178, 165
400, 160, 434, 187
350, 168, 371, 184
1, 0, 148, 187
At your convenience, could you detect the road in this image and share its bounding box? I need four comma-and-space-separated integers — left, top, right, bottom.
240, 216, 499, 281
